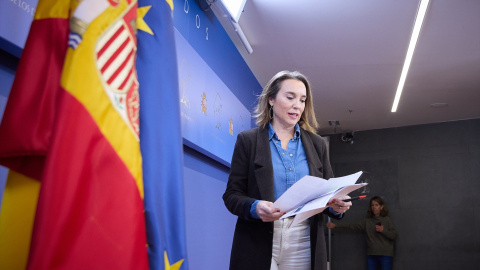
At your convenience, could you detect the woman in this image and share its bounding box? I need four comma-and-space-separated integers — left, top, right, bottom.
223, 70, 351, 270
326, 196, 397, 270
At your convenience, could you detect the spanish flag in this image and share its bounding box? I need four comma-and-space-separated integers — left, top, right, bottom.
0, 0, 149, 269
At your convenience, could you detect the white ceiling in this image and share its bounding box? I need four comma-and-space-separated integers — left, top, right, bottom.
214, 0, 480, 135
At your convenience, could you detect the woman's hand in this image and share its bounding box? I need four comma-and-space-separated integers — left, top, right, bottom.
256, 201, 285, 222
329, 195, 352, 214
376, 224, 384, 233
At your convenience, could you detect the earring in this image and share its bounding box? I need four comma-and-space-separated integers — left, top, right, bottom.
269, 105, 274, 119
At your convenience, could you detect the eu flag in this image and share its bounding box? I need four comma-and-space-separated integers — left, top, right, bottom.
137, 0, 188, 269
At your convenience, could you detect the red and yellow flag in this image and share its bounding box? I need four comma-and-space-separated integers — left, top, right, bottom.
0, 0, 149, 269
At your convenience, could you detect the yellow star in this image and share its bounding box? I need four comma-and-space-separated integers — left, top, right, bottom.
166, 0, 174, 11
164, 250, 184, 270
137, 5, 153, 35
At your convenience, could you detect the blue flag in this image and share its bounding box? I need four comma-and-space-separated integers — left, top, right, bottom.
137, 1, 188, 269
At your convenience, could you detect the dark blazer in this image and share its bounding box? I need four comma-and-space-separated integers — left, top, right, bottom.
223, 127, 339, 270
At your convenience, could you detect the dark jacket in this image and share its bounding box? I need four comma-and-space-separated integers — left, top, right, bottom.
223, 127, 339, 270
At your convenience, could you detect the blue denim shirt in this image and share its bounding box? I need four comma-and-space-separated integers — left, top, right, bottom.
268, 123, 309, 200
250, 123, 341, 219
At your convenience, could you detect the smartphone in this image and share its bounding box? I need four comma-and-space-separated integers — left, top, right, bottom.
376, 222, 382, 226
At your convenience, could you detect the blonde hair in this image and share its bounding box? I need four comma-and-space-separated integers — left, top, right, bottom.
253, 70, 318, 133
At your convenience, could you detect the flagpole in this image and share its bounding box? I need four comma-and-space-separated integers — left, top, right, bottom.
327, 216, 332, 270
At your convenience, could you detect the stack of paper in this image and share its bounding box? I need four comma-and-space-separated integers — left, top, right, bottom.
271, 171, 367, 227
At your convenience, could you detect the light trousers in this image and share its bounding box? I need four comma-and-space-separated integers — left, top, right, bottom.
270, 217, 311, 270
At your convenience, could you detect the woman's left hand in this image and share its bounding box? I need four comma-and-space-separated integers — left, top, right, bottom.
329, 196, 352, 214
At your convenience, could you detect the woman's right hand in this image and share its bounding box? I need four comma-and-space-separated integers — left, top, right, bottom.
256, 201, 285, 222
326, 222, 336, 229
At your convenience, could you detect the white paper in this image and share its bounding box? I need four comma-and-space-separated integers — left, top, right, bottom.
271, 171, 367, 227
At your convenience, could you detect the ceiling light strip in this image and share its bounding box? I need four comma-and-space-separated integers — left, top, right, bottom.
391, 0, 430, 112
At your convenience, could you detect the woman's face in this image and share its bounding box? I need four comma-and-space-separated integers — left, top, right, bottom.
268, 79, 306, 129
371, 200, 383, 216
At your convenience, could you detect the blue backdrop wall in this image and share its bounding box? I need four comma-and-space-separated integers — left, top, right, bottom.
171, 0, 261, 268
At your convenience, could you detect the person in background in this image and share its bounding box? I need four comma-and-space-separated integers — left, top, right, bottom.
326, 196, 397, 270
223, 70, 352, 270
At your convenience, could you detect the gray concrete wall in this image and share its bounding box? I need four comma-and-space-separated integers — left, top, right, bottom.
326, 118, 480, 270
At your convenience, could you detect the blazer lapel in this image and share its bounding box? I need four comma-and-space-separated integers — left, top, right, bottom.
301, 130, 324, 178
253, 127, 275, 202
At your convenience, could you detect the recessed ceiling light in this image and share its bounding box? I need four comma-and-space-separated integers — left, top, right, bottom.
391, 0, 430, 113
